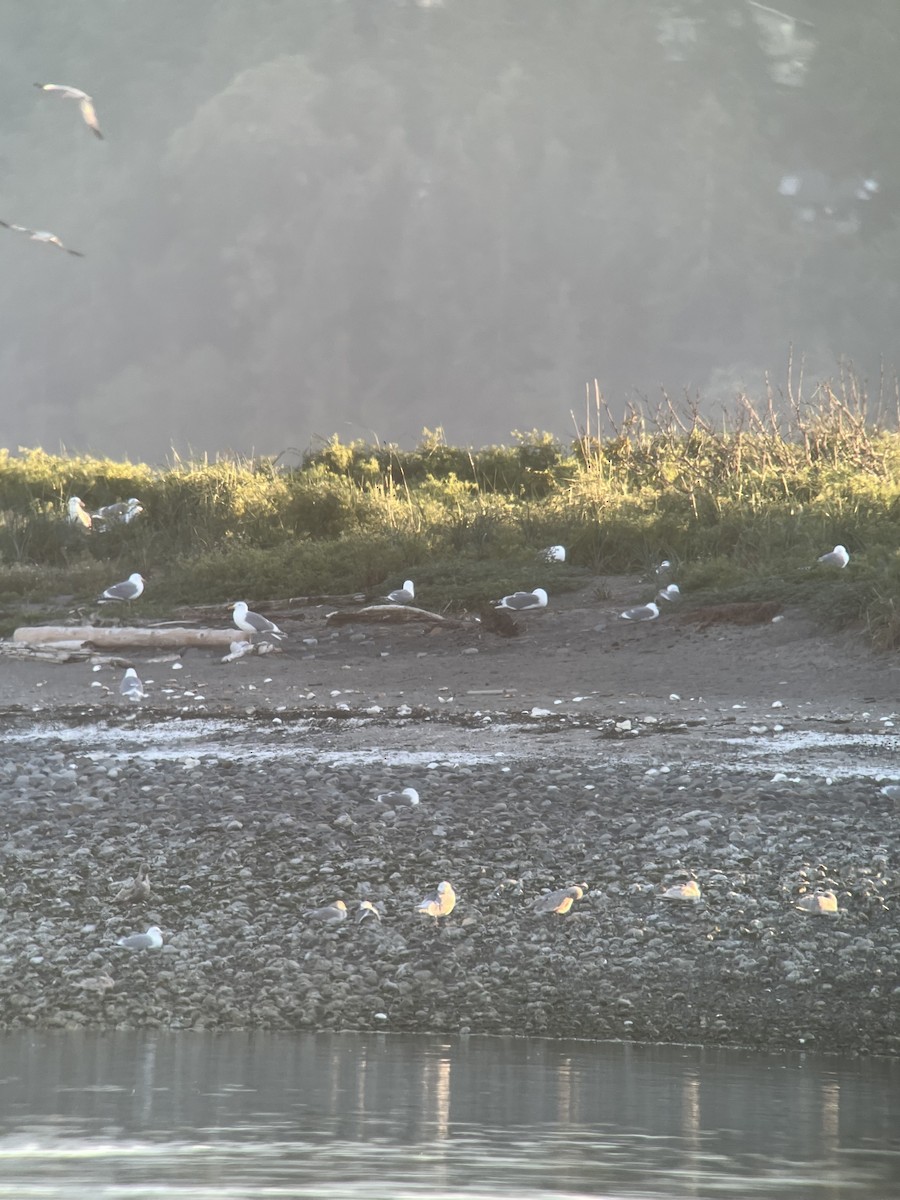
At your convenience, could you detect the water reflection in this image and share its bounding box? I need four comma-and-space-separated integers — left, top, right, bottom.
0, 1031, 897, 1198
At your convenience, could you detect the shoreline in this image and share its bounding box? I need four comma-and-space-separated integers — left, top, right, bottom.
2, 708, 897, 1057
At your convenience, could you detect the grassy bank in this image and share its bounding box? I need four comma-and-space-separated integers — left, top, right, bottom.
2, 387, 900, 644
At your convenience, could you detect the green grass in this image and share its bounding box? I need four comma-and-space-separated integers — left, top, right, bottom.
2, 385, 900, 645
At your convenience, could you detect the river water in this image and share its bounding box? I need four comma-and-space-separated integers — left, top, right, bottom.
0, 1031, 896, 1198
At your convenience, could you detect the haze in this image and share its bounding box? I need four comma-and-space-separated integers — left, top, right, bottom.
0, 0, 896, 462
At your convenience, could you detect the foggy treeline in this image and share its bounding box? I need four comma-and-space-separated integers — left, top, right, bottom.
0, 0, 897, 462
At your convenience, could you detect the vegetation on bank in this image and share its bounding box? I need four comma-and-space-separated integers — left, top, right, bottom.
1, 387, 900, 645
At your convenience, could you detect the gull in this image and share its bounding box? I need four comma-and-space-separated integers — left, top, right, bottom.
94, 498, 143, 525
374, 786, 420, 809
67, 496, 92, 531
531, 885, 585, 915
817, 544, 849, 568
98, 572, 145, 603
540, 545, 566, 563
34, 82, 103, 138
117, 925, 163, 951
661, 880, 701, 901
620, 601, 659, 621
0, 219, 84, 256
416, 880, 456, 920
880, 785, 900, 801
655, 559, 673, 577
795, 890, 838, 914
494, 588, 548, 611
232, 600, 286, 642
119, 667, 145, 702
113, 863, 151, 904
356, 900, 382, 924
386, 580, 415, 604
657, 584, 681, 602
305, 900, 348, 923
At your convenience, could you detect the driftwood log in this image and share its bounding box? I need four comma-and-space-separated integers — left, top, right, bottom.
12, 626, 245, 649
326, 604, 471, 630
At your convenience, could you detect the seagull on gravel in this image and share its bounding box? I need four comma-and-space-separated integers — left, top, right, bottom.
356, 900, 382, 924
305, 900, 348, 923
114, 863, 151, 904
661, 880, 701, 901
374, 786, 420, 809
119, 667, 145, 702
494, 587, 548, 611
0, 219, 84, 255
34, 81, 103, 137
386, 580, 415, 604
795, 890, 838, 914
98, 572, 145, 603
531, 885, 585, 915
416, 880, 456, 920
67, 496, 93, 531
232, 600, 286, 642
116, 925, 163, 951
817, 544, 849, 569
620, 601, 659, 621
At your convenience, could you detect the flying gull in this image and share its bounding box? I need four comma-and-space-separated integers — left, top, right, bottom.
356, 900, 382, 924
494, 587, 548, 611
531, 885, 585, 915
305, 900, 348, 923
0, 219, 84, 256
113, 863, 151, 904
416, 880, 456, 920
117, 925, 163, 951
374, 786, 420, 809
98, 572, 145, 603
620, 601, 659, 621
386, 580, 415, 604
119, 667, 145, 702
67, 496, 92, 531
232, 600, 286, 642
34, 82, 103, 138
817, 544, 849, 568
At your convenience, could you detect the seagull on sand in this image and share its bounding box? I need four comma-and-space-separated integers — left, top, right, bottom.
305, 900, 348, 924
817, 544, 849, 569
494, 587, 548, 611
531, 885, 585, 915
0, 219, 84, 256
416, 880, 456, 920
98, 572, 145, 603
67, 496, 93, 531
113, 863, 151, 904
657, 584, 680, 602
386, 580, 415, 604
620, 600, 659, 622
116, 925, 163, 951
119, 667, 145, 702
34, 82, 103, 138
232, 600, 286, 642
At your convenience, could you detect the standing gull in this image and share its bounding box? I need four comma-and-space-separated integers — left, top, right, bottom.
531, 885, 585, 915
232, 601, 286, 642
817, 545, 849, 569
67, 496, 92, 531
119, 667, 145, 702
386, 580, 415, 604
494, 587, 548, 611
98, 572, 145, 603
114, 863, 151, 904
356, 900, 382, 924
620, 601, 659, 622
117, 925, 163, 951
0, 219, 84, 256
34, 82, 103, 138
416, 880, 456, 920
